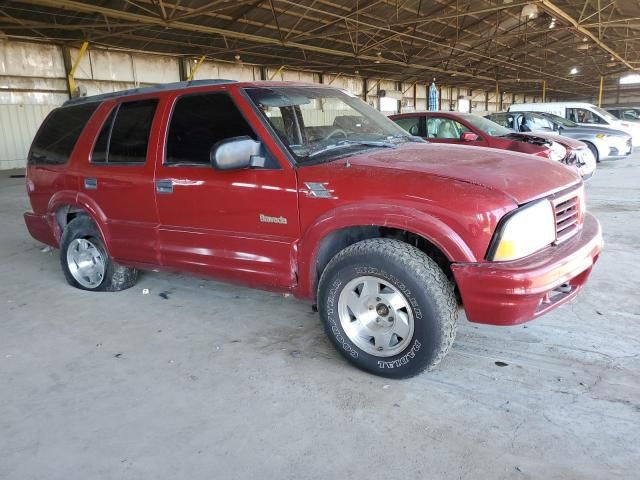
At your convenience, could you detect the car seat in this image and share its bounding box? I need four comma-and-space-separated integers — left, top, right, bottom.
436, 120, 457, 139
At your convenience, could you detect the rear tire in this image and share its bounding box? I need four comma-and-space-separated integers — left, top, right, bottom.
317, 238, 458, 379
60, 216, 138, 292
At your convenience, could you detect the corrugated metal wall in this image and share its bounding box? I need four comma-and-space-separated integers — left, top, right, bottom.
0, 104, 56, 170
0, 38, 561, 170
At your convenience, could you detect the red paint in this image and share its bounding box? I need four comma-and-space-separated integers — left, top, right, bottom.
24, 81, 602, 326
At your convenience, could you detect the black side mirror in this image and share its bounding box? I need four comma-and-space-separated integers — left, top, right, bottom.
210, 136, 265, 171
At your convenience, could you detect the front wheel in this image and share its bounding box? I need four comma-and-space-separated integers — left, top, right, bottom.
317, 238, 458, 378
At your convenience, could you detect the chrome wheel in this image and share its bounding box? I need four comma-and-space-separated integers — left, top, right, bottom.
66, 238, 105, 289
337, 275, 414, 357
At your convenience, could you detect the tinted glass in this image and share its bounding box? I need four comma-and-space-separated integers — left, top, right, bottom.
29, 103, 98, 165
107, 100, 158, 163
91, 108, 116, 163
166, 93, 255, 164
394, 117, 421, 136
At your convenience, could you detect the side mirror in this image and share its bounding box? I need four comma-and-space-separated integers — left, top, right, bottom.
461, 132, 479, 142
210, 136, 265, 171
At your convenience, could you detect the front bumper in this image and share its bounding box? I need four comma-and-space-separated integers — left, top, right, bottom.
452, 212, 602, 326
604, 137, 633, 159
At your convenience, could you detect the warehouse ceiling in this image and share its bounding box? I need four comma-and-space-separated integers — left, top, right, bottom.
1, 0, 639, 97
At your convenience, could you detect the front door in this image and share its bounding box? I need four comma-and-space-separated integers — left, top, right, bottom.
425, 116, 486, 147
154, 91, 300, 290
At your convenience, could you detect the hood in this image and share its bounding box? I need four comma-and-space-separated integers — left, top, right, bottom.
344, 142, 581, 205
518, 131, 586, 149
561, 125, 631, 138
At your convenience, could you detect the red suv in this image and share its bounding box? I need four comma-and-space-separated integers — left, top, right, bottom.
24, 80, 602, 378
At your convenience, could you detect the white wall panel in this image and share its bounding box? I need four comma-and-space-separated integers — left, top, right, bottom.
133, 54, 180, 84
0, 40, 65, 77
0, 104, 56, 169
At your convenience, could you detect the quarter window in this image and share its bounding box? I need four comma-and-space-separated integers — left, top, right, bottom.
166, 93, 258, 165
92, 99, 158, 164
29, 103, 98, 165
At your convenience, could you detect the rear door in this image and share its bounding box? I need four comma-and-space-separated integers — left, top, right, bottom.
393, 115, 424, 137
80, 98, 160, 266
153, 90, 300, 289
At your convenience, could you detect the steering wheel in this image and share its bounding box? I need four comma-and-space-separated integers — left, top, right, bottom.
326, 128, 348, 140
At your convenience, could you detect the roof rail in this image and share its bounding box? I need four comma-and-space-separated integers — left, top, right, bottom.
63, 79, 237, 106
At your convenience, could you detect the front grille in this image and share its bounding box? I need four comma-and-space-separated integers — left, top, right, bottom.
553, 195, 580, 243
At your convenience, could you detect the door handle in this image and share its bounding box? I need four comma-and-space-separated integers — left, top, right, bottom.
156, 179, 173, 194
84, 178, 97, 190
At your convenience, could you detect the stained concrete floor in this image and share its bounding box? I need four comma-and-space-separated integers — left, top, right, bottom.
1, 153, 639, 480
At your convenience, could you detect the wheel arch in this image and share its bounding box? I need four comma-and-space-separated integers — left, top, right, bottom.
295, 204, 475, 301
48, 191, 113, 254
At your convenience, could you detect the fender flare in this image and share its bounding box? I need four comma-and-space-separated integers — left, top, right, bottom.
48, 191, 114, 254
294, 203, 476, 299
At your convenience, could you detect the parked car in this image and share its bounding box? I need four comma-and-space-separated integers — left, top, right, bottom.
24, 80, 602, 378
605, 106, 640, 122
486, 111, 632, 163
390, 111, 595, 179
509, 101, 640, 147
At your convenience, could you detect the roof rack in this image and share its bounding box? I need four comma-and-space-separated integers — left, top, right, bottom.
63, 79, 237, 106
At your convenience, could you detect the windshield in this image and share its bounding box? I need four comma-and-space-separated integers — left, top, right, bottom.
592, 106, 619, 122
460, 114, 512, 136
543, 112, 577, 127
244, 86, 416, 164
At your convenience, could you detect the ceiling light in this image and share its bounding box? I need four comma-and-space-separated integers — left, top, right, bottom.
521, 4, 539, 19
570, 67, 578, 75
620, 73, 640, 85
576, 43, 589, 50
548, 18, 556, 29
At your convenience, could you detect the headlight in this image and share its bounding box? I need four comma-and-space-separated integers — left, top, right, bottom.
549, 141, 567, 161
595, 133, 609, 139
488, 200, 556, 262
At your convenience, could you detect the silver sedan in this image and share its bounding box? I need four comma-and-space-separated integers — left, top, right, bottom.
486, 111, 632, 163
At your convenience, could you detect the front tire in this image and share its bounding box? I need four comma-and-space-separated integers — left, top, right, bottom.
585, 142, 600, 163
317, 238, 458, 378
60, 216, 138, 292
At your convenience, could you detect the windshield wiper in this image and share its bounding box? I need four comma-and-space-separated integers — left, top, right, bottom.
304, 139, 396, 159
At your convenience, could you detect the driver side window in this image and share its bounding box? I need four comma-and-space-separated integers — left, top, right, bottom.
426, 117, 469, 140
166, 92, 273, 166
567, 108, 604, 124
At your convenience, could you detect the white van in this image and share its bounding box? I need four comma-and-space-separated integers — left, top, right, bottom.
509, 102, 640, 147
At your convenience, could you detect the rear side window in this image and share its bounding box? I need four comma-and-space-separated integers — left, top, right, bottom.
166, 93, 256, 165
92, 99, 158, 164
394, 116, 421, 136
29, 103, 98, 165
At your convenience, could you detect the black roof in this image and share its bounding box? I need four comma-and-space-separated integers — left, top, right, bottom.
63, 79, 236, 106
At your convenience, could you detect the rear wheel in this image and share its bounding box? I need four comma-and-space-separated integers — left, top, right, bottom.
318, 238, 458, 378
60, 216, 138, 291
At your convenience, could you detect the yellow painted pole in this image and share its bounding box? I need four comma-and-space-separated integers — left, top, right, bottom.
187, 55, 206, 81
598, 76, 604, 107
495, 82, 500, 111
542, 80, 546, 102
68, 41, 89, 96
269, 65, 286, 80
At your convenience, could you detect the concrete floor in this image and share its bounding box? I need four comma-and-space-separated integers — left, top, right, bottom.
1, 154, 639, 480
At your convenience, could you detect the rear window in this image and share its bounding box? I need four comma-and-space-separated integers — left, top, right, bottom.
29, 103, 98, 165
92, 99, 158, 164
